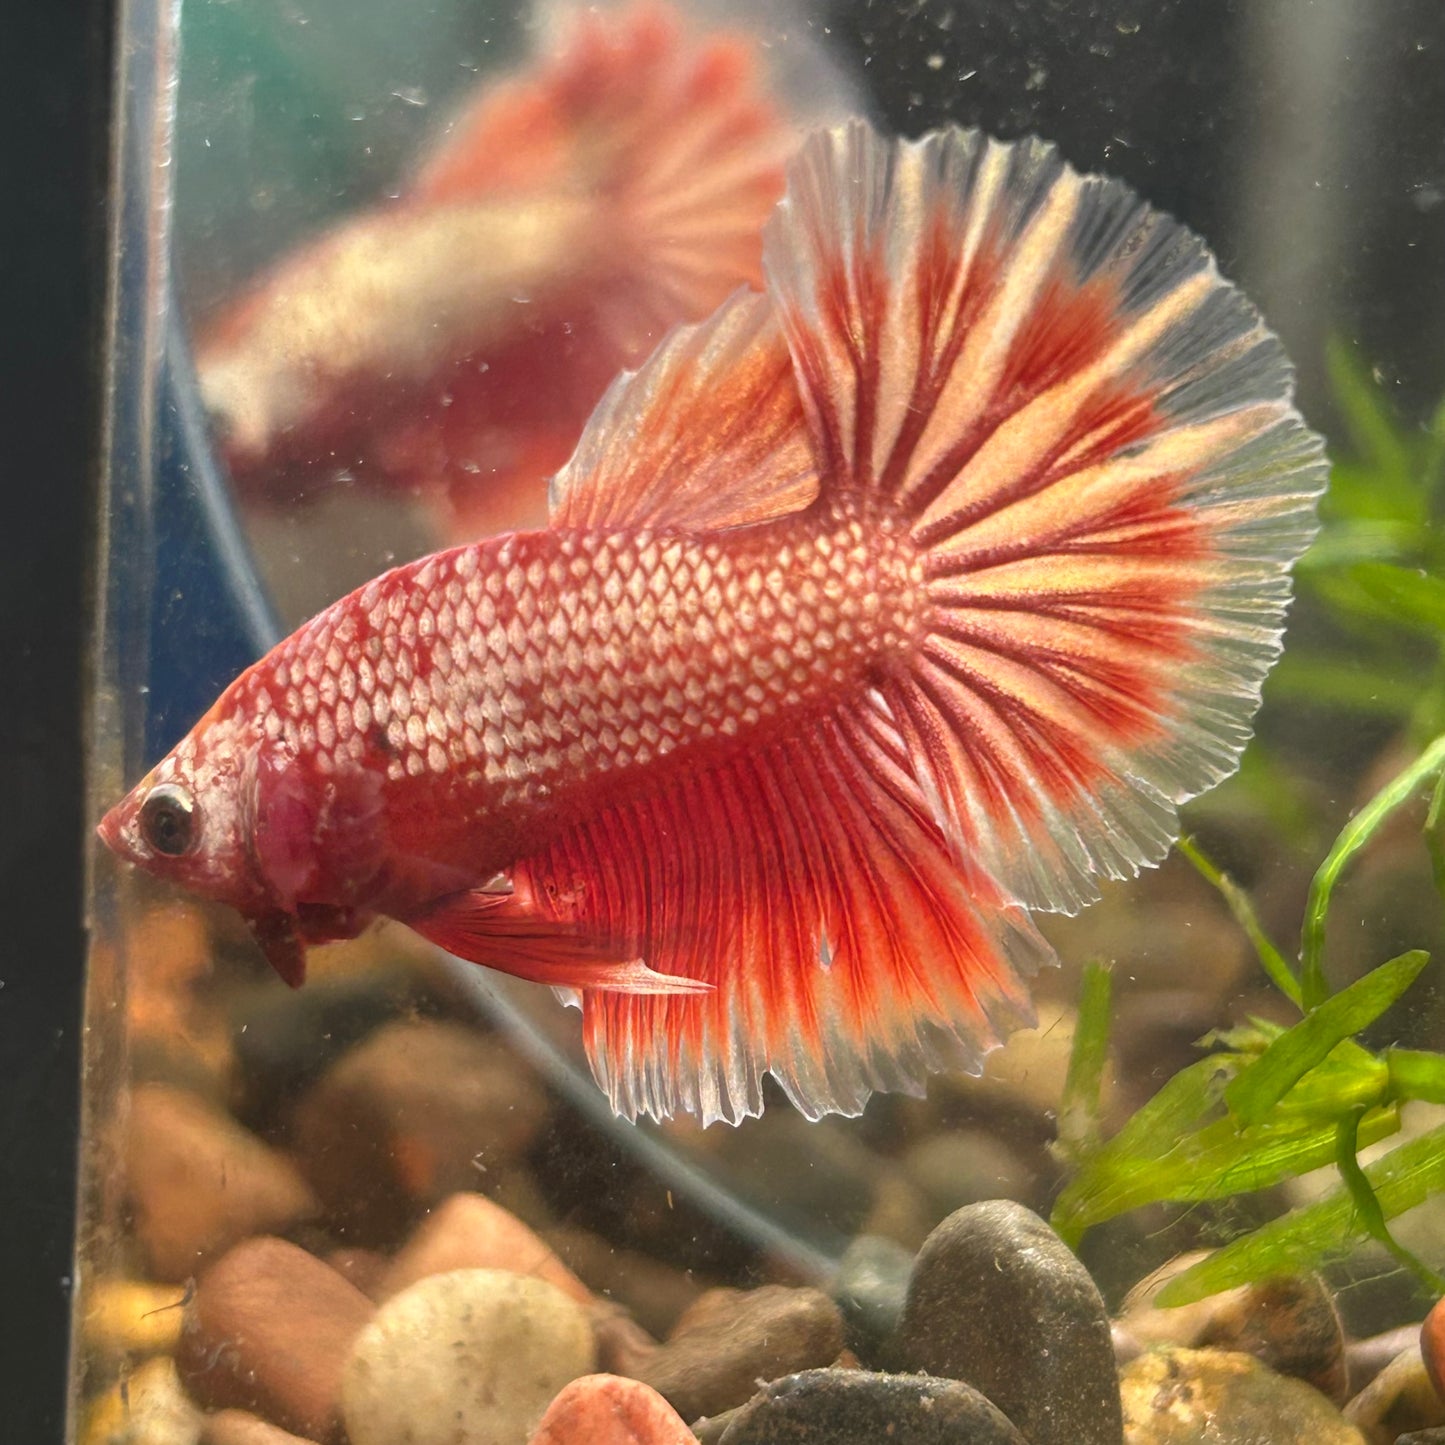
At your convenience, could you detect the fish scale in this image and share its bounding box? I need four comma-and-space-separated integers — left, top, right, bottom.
243, 508, 922, 835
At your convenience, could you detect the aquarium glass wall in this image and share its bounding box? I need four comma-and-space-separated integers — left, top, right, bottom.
78, 2, 1445, 1442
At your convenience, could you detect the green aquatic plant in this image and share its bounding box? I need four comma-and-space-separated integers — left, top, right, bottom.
1051, 357, 1445, 1305
1270, 340, 1445, 737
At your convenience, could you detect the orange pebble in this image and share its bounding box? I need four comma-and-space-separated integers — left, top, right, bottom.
529, 1374, 694, 1445
379, 1191, 592, 1305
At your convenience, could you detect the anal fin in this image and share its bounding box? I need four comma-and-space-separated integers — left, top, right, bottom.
411, 886, 710, 995
508, 705, 1052, 1126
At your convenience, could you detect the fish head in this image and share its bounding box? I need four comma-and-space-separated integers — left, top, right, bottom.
97, 709, 313, 986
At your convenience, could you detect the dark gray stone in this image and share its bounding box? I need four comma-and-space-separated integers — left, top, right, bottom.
831, 1234, 914, 1364
717, 1368, 1028, 1444
894, 1199, 1123, 1445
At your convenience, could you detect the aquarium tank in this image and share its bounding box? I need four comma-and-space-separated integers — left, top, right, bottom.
73, 1, 1445, 1442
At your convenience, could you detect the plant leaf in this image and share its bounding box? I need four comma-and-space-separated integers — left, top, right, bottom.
1155, 1122, 1445, 1306
1325, 338, 1417, 510
1387, 1048, 1445, 1105
1056, 960, 1113, 1164
1225, 951, 1430, 1125
1052, 1103, 1400, 1238
1265, 652, 1420, 719
1347, 563, 1445, 634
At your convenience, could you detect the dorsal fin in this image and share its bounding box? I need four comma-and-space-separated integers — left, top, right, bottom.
548, 289, 818, 530
760, 122, 1327, 912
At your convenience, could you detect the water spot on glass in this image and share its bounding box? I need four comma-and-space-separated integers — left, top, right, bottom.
1116, 18, 1141, 35
1025, 64, 1048, 92
391, 85, 429, 108
926, 53, 944, 71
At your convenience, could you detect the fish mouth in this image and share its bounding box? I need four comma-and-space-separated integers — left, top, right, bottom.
96, 801, 131, 857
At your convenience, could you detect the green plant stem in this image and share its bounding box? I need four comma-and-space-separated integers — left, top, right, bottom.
1301, 732, 1445, 1008
1426, 769, 1445, 902
1178, 837, 1302, 1007
1334, 1108, 1445, 1295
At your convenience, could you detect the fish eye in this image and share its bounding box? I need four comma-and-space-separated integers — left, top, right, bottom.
139, 784, 197, 857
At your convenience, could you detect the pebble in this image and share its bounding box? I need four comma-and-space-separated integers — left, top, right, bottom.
527, 1374, 693, 1445
176, 1236, 374, 1438
1350, 1324, 1428, 1396
290, 1020, 550, 1244
125, 904, 235, 1092
83, 1356, 203, 1445
1342, 1342, 1445, 1445
659, 1113, 879, 1240
894, 1200, 1123, 1445
900, 1130, 1040, 1221
1120, 1347, 1366, 1444
592, 1305, 663, 1378
324, 1248, 390, 1301
82, 1276, 188, 1360
544, 1225, 704, 1337
714, 1368, 1028, 1443
200, 1411, 319, 1445
124, 1084, 319, 1281
1197, 1275, 1348, 1403
830, 1235, 914, 1365
638, 1285, 845, 1423
378, 1191, 591, 1305
1121, 1259, 1346, 1402
1424, 1296, 1445, 1399
341, 1268, 595, 1445
229, 967, 415, 1125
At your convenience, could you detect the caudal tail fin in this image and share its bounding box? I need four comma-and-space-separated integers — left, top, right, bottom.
765, 123, 1327, 915
414, 0, 792, 360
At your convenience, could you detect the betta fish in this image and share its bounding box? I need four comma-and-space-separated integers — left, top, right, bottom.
102, 121, 1327, 1126
198, 0, 797, 540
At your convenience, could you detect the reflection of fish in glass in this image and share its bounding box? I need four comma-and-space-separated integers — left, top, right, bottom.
103, 122, 1327, 1126
199, 0, 796, 539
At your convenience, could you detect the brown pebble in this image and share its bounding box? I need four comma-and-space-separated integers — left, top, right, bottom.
544, 1224, 704, 1336
528, 1374, 693, 1444
1343, 1342, 1445, 1445
290, 1022, 549, 1244
639, 1285, 844, 1422
323, 1248, 389, 1301
378, 1191, 591, 1304
592, 1305, 661, 1378
1121, 1259, 1346, 1401
177, 1236, 374, 1438
1196, 1275, 1347, 1403
201, 1410, 319, 1445
124, 1085, 319, 1282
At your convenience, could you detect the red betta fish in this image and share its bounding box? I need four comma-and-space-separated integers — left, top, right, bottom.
102, 122, 1327, 1126
199, 0, 795, 540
